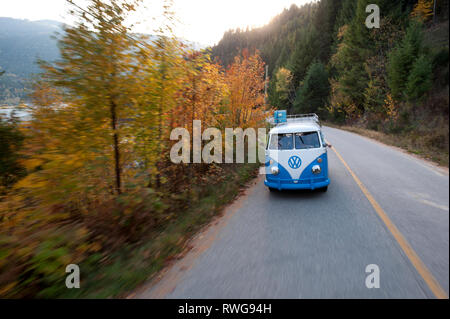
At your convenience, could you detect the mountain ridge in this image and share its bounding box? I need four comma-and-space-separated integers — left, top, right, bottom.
0, 17, 204, 104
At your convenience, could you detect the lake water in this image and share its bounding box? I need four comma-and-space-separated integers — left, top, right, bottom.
0, 106, 32, 121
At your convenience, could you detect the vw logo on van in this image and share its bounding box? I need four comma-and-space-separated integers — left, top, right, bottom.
288, 156, 302, 169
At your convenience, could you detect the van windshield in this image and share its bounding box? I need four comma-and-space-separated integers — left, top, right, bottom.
295, 132, 321, 149
269, 133, 293, 150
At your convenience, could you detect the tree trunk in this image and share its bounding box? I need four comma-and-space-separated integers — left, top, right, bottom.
110, 99, 122, 195
156, 96, 162, 189
156, 53, 166, 189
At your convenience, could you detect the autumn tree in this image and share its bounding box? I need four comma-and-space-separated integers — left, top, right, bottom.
133, 34, 184, 188
38, 0, 143, 195
274, 67, 294, 107
225, 50, 267, 128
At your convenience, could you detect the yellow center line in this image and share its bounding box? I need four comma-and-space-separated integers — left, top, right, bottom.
331, 146, 448, 299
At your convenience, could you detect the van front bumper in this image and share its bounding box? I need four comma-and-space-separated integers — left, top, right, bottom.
264, 177, 330, 190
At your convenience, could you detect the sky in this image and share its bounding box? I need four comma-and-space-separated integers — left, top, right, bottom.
0, 0, 314, 46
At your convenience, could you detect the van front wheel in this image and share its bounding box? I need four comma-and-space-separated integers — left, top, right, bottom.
319, 186, 328, 192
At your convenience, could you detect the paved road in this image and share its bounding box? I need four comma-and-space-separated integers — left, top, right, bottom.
136, 126, 449, 299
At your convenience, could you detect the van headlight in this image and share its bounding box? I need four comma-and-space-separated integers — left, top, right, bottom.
312, 165, 321, 174
271, 166, 280, 175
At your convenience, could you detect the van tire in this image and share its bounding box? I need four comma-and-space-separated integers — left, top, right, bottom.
319, 186, 328, 192
268, 187, 277, 192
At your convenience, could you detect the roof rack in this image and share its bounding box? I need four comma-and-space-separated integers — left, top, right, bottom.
286, 113, 319, 124
268, 112, 321, 127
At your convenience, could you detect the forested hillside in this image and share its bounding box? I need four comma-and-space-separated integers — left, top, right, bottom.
0, 18, 61, 104
212, 0, 449, 164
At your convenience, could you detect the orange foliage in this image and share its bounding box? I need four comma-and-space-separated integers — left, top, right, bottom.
225, 50, 267, 128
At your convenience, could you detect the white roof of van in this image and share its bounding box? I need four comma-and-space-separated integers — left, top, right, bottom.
269, 122, 321, 134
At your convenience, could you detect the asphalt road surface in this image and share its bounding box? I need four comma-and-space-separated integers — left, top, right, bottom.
135, 126, 449, 299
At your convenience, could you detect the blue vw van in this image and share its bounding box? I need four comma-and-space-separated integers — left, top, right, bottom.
264, 112, 331, 192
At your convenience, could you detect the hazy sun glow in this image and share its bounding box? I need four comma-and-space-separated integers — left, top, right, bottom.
0, 0, 315, 45
169, 0, 315, 45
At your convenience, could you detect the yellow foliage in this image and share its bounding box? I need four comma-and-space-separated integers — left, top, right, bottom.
275, 67, 293, 103
14, 175, 47, 189
411, 0, 434, 22
384, 94, 399, 119
22, 158, 44, 170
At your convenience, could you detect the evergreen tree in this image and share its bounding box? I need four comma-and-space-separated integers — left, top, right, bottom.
313, 0, 342, 64
406, 54, 433, 101
331, 0, 374, 115
387, 20, 425, 100
288, 26, 320, 88
334, 0, 357, 31
293, 61, 330, 116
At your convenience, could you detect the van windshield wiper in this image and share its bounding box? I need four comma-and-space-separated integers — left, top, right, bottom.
297, 135, 306, 149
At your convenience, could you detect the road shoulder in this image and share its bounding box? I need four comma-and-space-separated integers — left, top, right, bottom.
130, 175, 265, 299
324, 124, 448, 175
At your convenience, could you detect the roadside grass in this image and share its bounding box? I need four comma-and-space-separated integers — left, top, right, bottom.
325, 122, 449, 168
58, 163, 260, 298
